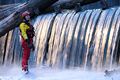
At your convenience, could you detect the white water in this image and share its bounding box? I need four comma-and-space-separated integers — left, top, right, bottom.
0, 66, 120, 80
0, 7, 119, 70
0, 7, 120, 80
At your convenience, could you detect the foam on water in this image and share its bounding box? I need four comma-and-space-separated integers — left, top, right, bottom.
0, 66, 120, 80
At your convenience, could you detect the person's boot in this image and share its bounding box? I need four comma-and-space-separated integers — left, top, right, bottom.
22, 65, 29, 74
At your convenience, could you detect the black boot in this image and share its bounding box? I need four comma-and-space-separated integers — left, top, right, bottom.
22, 65, 29, 74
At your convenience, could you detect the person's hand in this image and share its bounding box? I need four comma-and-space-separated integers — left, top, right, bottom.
25, 39, 30, 44
28, 43, 35, 51
31, 44, 35, 51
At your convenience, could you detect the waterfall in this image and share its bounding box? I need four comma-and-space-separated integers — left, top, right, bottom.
0, 7, 119, 70
0, 28, 22, 66
33, 7, 120, 70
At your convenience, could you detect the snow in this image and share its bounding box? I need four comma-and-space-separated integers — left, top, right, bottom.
0, 66, 120, 80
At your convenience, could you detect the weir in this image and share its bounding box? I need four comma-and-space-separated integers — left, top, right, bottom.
0, 7, 119, 70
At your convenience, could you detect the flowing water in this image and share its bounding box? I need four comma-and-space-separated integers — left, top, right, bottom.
0, 7, 120, 71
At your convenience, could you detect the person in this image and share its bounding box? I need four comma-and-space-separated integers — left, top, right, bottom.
19, 11, 35, 73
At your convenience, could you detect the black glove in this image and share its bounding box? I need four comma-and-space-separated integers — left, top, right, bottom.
25, 39, 30, 44
31, 44, 35, 51
28, 43, 35, 51
25, 39, 35, 51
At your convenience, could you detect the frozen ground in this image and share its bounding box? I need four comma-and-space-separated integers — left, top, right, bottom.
0, 66, 120, 80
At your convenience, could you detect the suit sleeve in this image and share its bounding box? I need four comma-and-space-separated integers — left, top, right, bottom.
19, 23, 28, 40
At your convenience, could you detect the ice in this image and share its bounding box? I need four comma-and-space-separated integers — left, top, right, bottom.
0, 66, 120, 80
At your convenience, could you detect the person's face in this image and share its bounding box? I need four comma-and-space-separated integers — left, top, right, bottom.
25, 15, 30, 21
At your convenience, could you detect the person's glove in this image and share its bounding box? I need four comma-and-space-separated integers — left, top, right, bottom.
31, 44, 35, 51
25, 39, 35, 51
25, 39, 30, 44
28, 43, 35, 51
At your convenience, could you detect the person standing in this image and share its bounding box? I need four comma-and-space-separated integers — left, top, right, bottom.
19, 11, 35, 73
